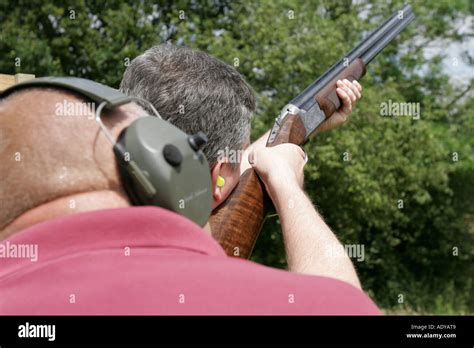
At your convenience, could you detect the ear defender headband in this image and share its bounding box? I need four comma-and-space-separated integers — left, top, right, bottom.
1, 77, 213, 226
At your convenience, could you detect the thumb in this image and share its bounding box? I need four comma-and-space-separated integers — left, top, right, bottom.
248, 150, 255, 166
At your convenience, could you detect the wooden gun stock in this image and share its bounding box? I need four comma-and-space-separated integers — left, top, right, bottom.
209, 169, 268, 258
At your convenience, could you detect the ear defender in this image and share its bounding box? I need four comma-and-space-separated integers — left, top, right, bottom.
113, 116, 213, 227
216, 175, 226, 188
1, 77, 213, 227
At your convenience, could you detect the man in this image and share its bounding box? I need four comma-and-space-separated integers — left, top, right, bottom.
0, 50, 377, 315
120, 45, 366, 288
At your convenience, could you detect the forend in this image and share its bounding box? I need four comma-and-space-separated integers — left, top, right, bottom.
266, 4, 415, 147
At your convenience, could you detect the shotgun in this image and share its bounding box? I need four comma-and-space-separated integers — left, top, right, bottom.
210, 4, 416, 258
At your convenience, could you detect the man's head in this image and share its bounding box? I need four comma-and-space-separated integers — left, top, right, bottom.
0, 87, 145, 238
120, 44, 257, 208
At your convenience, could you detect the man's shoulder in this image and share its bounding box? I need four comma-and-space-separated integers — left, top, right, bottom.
205, 256, 381, 315
0, 207, 380, 315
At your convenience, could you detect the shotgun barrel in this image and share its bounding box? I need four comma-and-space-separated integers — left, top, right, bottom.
290, 4, 415, 112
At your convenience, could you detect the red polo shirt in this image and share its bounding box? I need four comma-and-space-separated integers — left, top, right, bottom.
0, 207, 380, 315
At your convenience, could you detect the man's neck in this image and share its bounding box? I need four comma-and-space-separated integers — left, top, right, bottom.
1, 191, 214, 241
0, 190, 130, 241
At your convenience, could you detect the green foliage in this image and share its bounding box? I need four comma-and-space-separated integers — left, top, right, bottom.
1, 0, 472, 313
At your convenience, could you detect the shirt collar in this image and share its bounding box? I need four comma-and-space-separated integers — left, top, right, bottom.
0, 206, 226, 278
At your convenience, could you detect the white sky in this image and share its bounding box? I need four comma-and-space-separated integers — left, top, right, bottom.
423, 15, 474, 86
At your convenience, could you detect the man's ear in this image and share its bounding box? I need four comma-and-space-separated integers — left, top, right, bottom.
210, 159, 240, 209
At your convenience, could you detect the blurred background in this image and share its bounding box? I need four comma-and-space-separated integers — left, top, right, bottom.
1, 0, 472, 314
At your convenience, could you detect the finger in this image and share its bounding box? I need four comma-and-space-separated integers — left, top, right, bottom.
340, 80, 357, 102
336, 80, 356, 103
353, 80, 362, 92
343, 79, 361, 99
344, 79, 361, 99
298, 146, 308, 163
336, 88, 352, 113
248, 150, 255, 165
336, 88, 350, 107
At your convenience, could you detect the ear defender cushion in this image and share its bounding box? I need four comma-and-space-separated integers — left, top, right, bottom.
114, 117, 213, 227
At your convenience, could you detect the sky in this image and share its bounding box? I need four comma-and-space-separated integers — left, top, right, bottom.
424, 15, 474, 86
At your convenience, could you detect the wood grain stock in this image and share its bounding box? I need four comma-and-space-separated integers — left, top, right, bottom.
209, 114, 307, 258
267, 113, 307, 147
209, 168, 269, 258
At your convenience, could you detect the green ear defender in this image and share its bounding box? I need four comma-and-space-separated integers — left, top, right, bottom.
1, 77, 213, 226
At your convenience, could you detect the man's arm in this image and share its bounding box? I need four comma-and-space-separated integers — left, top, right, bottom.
249, 144, 362, 289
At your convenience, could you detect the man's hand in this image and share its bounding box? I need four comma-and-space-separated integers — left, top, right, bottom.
248, 144, 306, 196
315, 79, 362, 134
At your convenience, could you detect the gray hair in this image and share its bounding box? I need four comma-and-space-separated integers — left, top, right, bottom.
119, 44, 256, 167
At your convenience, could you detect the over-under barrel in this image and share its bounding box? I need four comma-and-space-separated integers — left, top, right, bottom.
291, 4, 415, 111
